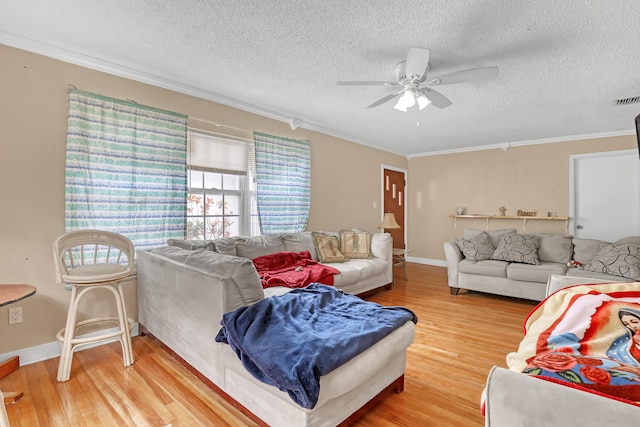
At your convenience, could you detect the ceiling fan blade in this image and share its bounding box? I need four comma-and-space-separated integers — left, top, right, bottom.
336, 81, 399, 86
367, 89, 405, 108
424, 89, 452, 109
405, 47, 430, 80
431, 66, 499, 85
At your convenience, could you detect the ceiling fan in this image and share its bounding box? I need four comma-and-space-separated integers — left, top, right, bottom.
337, 47, 498, 112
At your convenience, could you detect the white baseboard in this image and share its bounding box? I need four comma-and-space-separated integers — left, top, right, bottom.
1, 323, 139, 366
407, 256, 447, 267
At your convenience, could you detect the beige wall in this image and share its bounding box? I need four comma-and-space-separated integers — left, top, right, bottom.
1, 42, 636, 357
0, 44, 406, 354
408, 136, 636, 262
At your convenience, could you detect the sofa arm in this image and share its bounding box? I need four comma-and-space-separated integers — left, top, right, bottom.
370, 232, 393, 262
545, 274, 619, 297
484, 366, 640, 427
443, 240, 462, 289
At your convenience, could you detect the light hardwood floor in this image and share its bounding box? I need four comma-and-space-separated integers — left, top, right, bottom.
1, 264, 536, 426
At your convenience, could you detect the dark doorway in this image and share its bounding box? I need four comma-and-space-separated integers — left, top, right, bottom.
383, 168, 406, 249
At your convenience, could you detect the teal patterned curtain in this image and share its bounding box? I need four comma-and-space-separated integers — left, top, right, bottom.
253, 132, 310, 233
65, 88, 187, 250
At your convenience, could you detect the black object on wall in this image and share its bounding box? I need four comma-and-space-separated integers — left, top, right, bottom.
635, 113, 640, 159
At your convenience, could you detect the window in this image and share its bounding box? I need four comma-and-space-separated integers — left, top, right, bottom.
186, 130, 258, 239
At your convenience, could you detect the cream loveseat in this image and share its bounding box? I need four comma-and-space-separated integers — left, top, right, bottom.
482, 275, 640, 427
444, 228, 640, 301
137, 231, 416, 426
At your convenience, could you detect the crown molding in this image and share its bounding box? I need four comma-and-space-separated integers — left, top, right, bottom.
3, 32, 634, 160
408, 129, 635, 158
1, 32, 410, 156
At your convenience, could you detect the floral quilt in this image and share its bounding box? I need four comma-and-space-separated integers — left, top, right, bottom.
507, 281, 640, 405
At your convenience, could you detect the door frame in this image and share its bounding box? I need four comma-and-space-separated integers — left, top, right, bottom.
569, 149, 638, 237
381, 164, 408, 247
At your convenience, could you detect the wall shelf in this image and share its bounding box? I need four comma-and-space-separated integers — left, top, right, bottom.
449, 214, 570, 232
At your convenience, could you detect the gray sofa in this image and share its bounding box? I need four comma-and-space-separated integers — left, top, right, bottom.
137, 230, 415, 427
444, 228, 640, 301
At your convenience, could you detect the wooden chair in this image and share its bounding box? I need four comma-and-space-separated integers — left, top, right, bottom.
52, 230, 135, 382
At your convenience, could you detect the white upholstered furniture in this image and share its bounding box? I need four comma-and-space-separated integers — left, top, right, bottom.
52, 230, 135, 382
483, 275, 640, 426
444, 228, 639, 301
0, 394, 8, 427
137, 231, 415, 426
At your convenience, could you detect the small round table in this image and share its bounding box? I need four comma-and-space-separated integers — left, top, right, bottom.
1, 284, 36, 405
0, 285, 36, 308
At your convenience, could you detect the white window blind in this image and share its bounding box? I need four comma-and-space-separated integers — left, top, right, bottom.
188, 131, 248, 175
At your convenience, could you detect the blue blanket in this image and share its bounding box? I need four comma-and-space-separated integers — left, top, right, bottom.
215, 283, 417, 409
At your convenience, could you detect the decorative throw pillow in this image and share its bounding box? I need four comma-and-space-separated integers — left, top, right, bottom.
581, 243, 640, 280
491, 233, 540, 265
312, 232, 348, 263
454, 231, 495, 261
464, 228, 517, 249
339, 230, 372, 259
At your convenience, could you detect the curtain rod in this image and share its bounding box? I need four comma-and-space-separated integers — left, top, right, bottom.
67, 85, 247, 133
188, 116, 253, 135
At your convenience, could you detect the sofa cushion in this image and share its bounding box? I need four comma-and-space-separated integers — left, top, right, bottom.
459, 259, 508, 278
339, 230, 372, 259
312, 232, 348, 263
167, 239, 216, 251
491, 233, 540, 265
572, 238, 607, 264
149, 246, 192, 263
235, 235, 285, 259
213, 237, 238, 256
331, 258, 387, 286
616, 236, 640, 245
370, 232, 392, 260
464, 228, 518, 249
149, 246, 264, 305
531, 233, 573, 264
580, 243, 640, 280
282, 232, 317, 260
183, 250, 263, 303
507, 262, 568, 283
455, 231, 495, 261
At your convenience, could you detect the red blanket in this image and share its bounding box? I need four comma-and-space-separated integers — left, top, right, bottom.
252, 251, 340, 289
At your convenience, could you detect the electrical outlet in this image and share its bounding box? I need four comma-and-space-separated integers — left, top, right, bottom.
9, 307, 22, 325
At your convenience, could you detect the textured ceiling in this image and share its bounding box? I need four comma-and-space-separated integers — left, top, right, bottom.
2, 0, 640, 156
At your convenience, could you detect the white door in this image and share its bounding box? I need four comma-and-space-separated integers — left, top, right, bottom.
570, 150, 640, 241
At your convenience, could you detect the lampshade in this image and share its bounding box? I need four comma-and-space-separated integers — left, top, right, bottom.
379, 212, 401, 229
417, 92, 432, 110
394, 90, 416, 112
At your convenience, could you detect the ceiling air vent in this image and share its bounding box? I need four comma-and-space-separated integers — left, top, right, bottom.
614, 96, 640, 106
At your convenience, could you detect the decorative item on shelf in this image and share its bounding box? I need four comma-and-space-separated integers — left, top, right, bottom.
517, 209, 537, 217
547, 211, 558, 217
378, 212, 400, 233
498, 206, 507, 216
456, 207, 465, 215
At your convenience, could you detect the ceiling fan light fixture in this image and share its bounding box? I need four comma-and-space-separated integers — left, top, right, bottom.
394, 90, 415, 112
393, 101, 408, 112
417, 92, 432, 110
